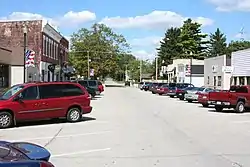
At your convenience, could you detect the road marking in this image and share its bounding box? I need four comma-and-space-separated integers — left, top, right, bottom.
12, 131, 112, 141
51, 148, 111, 158
231, 121, 250, 124
0, 121, 109, 131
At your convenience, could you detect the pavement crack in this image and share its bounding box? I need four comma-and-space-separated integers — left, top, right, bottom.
44, 126, 64, 148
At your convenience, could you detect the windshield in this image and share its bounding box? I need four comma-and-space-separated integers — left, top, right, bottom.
1, 85, 24, 100
88, 80, 97, 86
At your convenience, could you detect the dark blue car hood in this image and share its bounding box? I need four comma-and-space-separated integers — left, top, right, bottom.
0, 141, 51, 161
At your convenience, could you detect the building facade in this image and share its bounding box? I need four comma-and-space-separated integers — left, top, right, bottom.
0, 20, 69, 86
204, 55, 232, 90
231, 48, 250, 85
166, 59, 204, 87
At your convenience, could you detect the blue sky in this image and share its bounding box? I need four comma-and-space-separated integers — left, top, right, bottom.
0, 0, 249, 59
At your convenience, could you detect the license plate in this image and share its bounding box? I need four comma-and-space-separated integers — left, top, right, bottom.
216, 101, 221, 105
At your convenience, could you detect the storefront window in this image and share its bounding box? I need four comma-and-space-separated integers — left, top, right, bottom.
217, 76, 222, 86
0, 64, 9, 88
239, 77, 244, 85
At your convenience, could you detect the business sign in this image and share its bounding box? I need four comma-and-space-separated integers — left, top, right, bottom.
90, 69, 94, 76
222, 66, 233, 73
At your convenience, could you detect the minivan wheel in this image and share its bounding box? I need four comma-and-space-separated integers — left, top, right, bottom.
0, 112, 13, 129
67, 108, 82, 122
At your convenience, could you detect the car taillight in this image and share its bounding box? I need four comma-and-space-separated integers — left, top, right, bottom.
40, 161, 54, 167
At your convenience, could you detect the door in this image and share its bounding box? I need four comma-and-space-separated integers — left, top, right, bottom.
15, 86, 43, 120
38, 84, 67, 118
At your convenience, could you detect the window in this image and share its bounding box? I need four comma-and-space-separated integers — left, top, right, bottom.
43, 35, 46, 55
55, 44, 58, 60
217, 76, 222, 86
205, 88, 213, 92
39, 84, 84, 99
213, 76, 216, 86
239, 77, 244, 85
46, 37, 49, 57
207, 76, 209, 85
78, 81, 88, 87
20, 86, 39, 100
1, 85, 24, 100
88, 80, 97, 86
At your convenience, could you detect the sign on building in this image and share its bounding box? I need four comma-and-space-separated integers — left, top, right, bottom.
90, 69, 94, 76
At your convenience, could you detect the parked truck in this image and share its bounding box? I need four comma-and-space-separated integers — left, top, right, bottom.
208, 85, 249, 113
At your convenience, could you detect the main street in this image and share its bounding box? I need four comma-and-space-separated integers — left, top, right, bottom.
1, 87, 250, 166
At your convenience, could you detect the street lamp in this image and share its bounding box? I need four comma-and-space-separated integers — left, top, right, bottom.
23, 25, 27, 83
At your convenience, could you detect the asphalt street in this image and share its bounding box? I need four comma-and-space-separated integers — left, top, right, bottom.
1, 87, 250, 166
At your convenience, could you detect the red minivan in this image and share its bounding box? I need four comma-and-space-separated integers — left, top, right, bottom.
0, 82, 92, 128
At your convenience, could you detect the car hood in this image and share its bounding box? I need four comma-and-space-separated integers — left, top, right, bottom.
186, 90, 198, 94
0, 141, 51, 161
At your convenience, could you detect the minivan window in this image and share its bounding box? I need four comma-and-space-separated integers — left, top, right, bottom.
20, 86, 39, 100
88, 80, 97, 86
1, 85, 24, 100
39, 84, 84, 99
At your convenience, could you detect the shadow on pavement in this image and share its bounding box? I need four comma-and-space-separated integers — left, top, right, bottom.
16, 116, 96, 128
207, 109, 250, 114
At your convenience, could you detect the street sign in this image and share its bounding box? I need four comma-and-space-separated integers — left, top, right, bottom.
90, 69, 94, 76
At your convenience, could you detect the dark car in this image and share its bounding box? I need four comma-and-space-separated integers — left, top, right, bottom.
142, 83, 152, 91
156, 84, 169, 95
148, 83, 159, 92
77, 80, 100, 95
177, 87, 196, 100
0, 141, 54, 167
167, 83, 194, 98
76, 80, 96, 98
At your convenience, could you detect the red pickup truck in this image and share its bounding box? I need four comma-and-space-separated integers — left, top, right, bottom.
208, 85, 250, 113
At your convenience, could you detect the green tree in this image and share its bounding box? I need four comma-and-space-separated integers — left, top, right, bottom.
208, 28, 227, 57
227, 40, 250, 56
179, 18, 208, 59
69, 23, 130, 79
157, 27, 182, 65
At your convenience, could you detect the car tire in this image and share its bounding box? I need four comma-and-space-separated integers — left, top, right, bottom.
179, 97, 184, 100
215, 105, 223, 112
202, 103, 209, 107
0, 111, 14, 129
159, 93, 163, 96
235, 101, 245, 113
187, 100, 192, 103
170, 95, 174, 98
66, 107, 82, 122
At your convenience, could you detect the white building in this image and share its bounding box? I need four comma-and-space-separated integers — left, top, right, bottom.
166, 59, 204, 87
231, 48, 250, 85
204, 55, 232, 90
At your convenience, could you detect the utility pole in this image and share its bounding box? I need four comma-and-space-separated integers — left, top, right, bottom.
155, 56, 158, 81
87, 51, 90, 79
125, 65, 128, 81
139, 59, 142, 82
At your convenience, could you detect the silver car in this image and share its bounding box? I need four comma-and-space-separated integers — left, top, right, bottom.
184, 87, 213, 102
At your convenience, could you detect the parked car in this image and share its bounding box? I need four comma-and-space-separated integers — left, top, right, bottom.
139, 82, 150, 90
0, 82, 92, 128
177, 87, 196, 100
98, 81, 104, 93
148, 83, 159, 92
151, 83, 165, 94
0, 141, 54, 166
167, 83, 194, 98
156, 84, 169, 95
208, 85, 249, 113
73, 80, 96, 98
76, 80, 100, 95
184, 87, 214, 102
197, 89, 222, 107
142, 82, 152, 91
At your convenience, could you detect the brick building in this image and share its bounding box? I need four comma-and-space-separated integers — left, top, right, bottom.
0, 20, 69, 86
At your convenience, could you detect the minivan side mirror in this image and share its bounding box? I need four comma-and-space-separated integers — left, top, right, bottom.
13, 95, 22, 101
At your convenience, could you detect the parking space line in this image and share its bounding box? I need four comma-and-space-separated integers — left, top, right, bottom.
231, 121, 250, 124
13, 131, 112, 141
51, 148, 111, 158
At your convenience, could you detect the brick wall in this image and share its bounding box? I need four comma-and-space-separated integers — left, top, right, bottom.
0, 20, 42, 64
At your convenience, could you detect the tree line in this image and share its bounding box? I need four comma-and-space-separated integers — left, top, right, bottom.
69, 23, 154, 81
157, 18, 250, 67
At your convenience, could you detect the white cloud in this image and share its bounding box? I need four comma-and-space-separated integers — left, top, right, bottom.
207, 0, 250, 11
130, 36, 163, 47
100, 10, 214, 29
0, 11, 96, 28
132, 50, 156, 60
